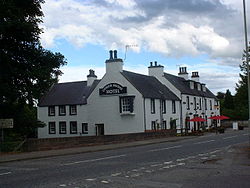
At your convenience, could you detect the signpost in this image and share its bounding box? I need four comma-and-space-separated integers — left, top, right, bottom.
0, 119, 14, 142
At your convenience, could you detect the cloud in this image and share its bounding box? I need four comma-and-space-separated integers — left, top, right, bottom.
40, 0, 243, 66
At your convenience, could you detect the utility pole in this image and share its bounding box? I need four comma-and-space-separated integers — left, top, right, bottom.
243, 0, 250, 143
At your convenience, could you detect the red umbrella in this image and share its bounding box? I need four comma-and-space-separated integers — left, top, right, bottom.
208, 115, 230, 120
188, 117, 206, 122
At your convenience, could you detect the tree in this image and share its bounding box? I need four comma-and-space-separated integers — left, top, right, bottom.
0, 0, 67, 137
234, 49, 249, 120
223, 89, 235, 109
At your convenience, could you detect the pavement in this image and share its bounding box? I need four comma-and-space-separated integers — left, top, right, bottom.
0, 128, 248, 163
0, 135, 198, 163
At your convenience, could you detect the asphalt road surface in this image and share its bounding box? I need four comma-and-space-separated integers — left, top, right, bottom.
0, 129, 249, 188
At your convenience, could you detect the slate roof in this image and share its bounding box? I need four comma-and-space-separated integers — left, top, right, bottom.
38, 80, 100, 107
163, 73, 216, 98
122, 71, 180, 100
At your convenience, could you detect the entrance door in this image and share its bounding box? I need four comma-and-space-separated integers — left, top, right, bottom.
96, 124, 104, 136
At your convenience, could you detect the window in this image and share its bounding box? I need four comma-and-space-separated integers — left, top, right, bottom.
70, 121, 77, 134
199, 98, 202, 110
161, 100, 166, 114
210, 100, 212, 110
194, 97, 196, 110
162, 120, 167, 130
151, 121, 156, 130
48, 122, 56, 134
70, 105, 77, 115
82, 123, 88, 134
120, 96, 135, 113
205, 99, 207, 110
186, 96, 190, 110
48, 106, 55, 116
59, 105, 66, 116
151, 99, 155, 114
59, 121, 66, 134
172, 100, 176, 114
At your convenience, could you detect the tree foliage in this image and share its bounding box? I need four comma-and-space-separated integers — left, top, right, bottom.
0, 0, 67, 138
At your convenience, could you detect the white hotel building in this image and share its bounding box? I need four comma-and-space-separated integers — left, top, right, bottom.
37, 50, 219, 138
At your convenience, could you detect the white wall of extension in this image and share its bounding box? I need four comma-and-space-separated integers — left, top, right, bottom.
37, 105, 89, 138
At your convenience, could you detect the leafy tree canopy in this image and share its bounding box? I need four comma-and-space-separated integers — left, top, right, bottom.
0, 0, 67, 138
0, 0, 67, 106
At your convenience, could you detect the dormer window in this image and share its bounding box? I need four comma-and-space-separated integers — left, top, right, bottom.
197, 83, 201, 91
190, 81, 194, 89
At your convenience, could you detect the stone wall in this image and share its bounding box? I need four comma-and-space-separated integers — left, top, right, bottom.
23, 130, 176, 152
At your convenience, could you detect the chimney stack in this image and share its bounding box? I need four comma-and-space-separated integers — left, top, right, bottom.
178, 67, 188, 80
87, 69, 97, 86
105, 50, 123, 73
191, 72, 199, 82
148, 61, 164, 77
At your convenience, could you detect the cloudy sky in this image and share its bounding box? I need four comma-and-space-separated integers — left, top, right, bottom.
40, 0, 248, 94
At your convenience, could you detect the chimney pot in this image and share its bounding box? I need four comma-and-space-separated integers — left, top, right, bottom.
109, 50, 113, 59
150, 62, 153, 67
114, 50, 117, 59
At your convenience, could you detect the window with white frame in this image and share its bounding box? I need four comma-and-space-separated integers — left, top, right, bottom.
151, 99, 155, 114
70, 121, 77, 134
48, 106, 55, 116
172, 100, 176, 114
59, 121, 66, 134
82, 123, 88, 134
48, 122, 56, 134
194, 97, 197, 110
120, 96, 135, 113
59, 105, 66, 116
70, 105, 77, 115
161, 100, 166, 114
186, 96, 190, 110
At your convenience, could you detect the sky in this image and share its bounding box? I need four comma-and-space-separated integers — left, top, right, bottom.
39, 0, 249, 95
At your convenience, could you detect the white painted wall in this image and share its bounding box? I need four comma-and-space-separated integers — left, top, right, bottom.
144, 99, 180, 131
38, 105, 89, 138
87, 71, 145, 135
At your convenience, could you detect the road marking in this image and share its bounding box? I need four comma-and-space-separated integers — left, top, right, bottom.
111, 172, 122, 177
209, 150, 221, 154
0, 172, 11, 176
177, 163, 185, 166
59, 184, 67, 187
243, 133, 249, 136
149, 145, 182, 152
164, 161, 173, 164
150, 164, 163, 167
101, 180, 109, 184
223, 135, 237, 140
193, 140, 215, 145
85, 178, 96, 181
176, 158, 187, 162
62, 154, 126, 166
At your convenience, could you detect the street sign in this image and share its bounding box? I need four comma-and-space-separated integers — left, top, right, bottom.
0, 119, 14, 128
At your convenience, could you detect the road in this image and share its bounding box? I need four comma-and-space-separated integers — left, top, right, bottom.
0, 129, 249, 188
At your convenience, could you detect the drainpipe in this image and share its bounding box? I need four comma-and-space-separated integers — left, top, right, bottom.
143, 98, 146, 132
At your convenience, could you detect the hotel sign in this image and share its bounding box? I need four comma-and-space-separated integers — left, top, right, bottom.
99, 83, 127, 95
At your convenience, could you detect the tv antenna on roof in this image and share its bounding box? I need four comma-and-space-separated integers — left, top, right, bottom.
124, 44, 138, 61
